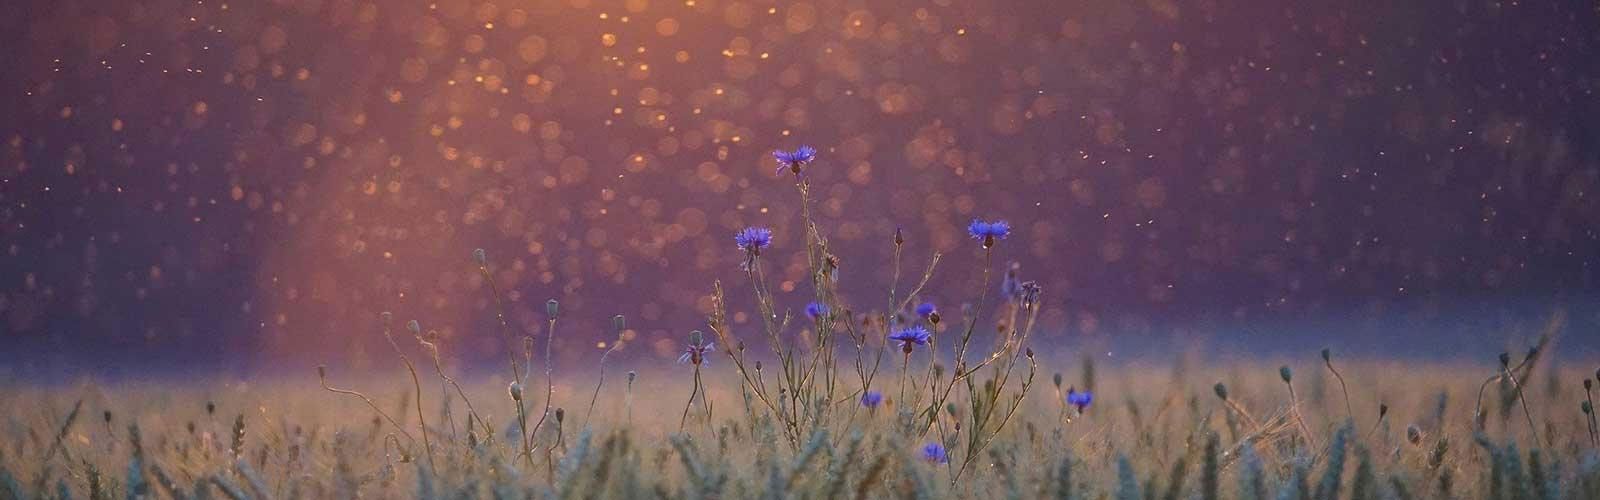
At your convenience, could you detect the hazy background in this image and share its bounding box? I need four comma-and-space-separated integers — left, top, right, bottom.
2, 0, 1597, 378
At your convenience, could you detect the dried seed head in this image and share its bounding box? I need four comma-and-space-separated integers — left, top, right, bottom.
1053, 373, 1063, 388
1498, 352, 1511, 368
546, 299, 559, 318
1379, 403, 1389, 419
1320, 348, 1331, 362
689, 330, 705, 347
1406, 424, 1423, 445
612, 314, 626, 333
1213, 383, 1229, 401
380, 311, 393, 325
508, 381, 523, 401
206, 400, 216, 416
928, 311, 941, 325
1583, 401, 1593, 414
1585, 379, 1593, 391
1279, 366, 1293, 384
555, 408, 565, 424
103, 410, 112, 424
473, 248, 487, 265
754, 360, 763, 371
406, 320, 421, 334
627, 371, 637, 385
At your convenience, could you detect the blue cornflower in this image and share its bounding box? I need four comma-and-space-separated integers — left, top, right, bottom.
860, 390, 883, 409
915, 302, 937, 319
921, 442, 949, 464
773, 146, 817, 176
678, 342, 715, 366
888, 325, 931, 353
1067, 388, 1093, 413
806, 301, 830, 320
967, 219, 1012, 248
735, 227, 773, 256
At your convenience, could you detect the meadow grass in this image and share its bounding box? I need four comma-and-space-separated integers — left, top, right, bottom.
1, 356, 1597, 499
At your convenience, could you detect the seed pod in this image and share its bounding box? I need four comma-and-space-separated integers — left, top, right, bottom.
1279, 366, 1293, 383
1214, 383, 1229, 401
546, 299, 559, 318
613, 314, 626, 333
509, 382, 523, 401
1406, 425, 1422, 445
473, 248, 487, 265
380, 311, 393, 325
406, 320, 421, 334
1320, 348, 1331, 362
555, 408, 565, 424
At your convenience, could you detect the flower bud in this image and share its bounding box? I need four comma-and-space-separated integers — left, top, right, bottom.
473, 248, 487, 265
380, 311, 393, 325
1585, 379, 1593, 391
508, 382, 523, 401
1279, 366, 1293, 384
1378, 403, 1389, 419
1052, 373, 1063, 388
546, 299, 559, 318
555, 408, 565, 424
1214, 383, 1229, 401
1320, 348, 1331, 362
1498, 352, 1511, 368
406, 320, 421, 334
613, 314, 626, 333
689, 330, 704, 347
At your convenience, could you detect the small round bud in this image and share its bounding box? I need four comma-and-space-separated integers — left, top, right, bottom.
1406, 424, 1422, 445
1379, 403, 1389, 418
206, 400, 216, 415
1585, 379, 1593, 390
1279, 366, 1293, 383
1214, 383, 1229, 401
613, 314, 626, 332
406, 320, 421, 334
894, 227, 904, 246
555, 408, 565, 424
103, 410, 112, 424
508, 382, 523, 401
546, 299, 559, 318
689, 330, 704, 347
1320, 348, 1331, 362
1498, 352, 1511, 368
754, 360, 763, 371
316, 365, 327, 380
1025, 348, 1034, 359
928, 311, 941, 325
380, 311, 393, 324
627, 371, 637, 384
1052, 373, 1063, 388
472, 248, 487, 265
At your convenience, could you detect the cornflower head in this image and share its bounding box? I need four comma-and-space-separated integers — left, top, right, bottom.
1066, 388, 1093, 413
888, 325, 931, 354
772, 145, 817, 176
860, 390, 883, 409
678, 330, 713, 366
735, 227, 773, 257
921, 442, 949, 464
967, 219, 1011, 248
805, 301, 830, 320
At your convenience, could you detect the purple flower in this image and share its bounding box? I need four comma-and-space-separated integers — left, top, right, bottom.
773, 146, 817, 175
967, 219, 1011, 248
915, 302, 937, 318
805, 301, 830, 320
888, 325, 931, 353
1067, 388, 1093, 412
735, 227, 773, 256
921, 442, 949, 464
678, 342, 715, 366
860, 390, 883, 409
